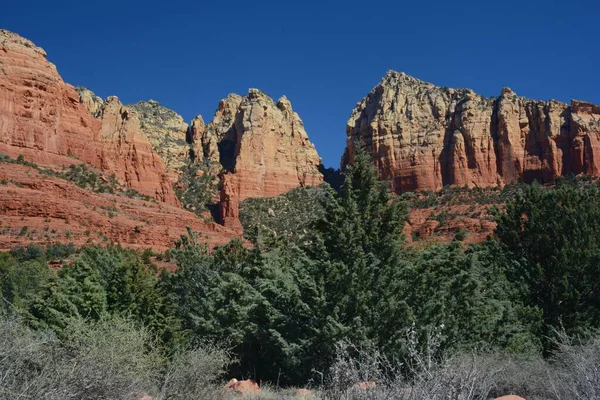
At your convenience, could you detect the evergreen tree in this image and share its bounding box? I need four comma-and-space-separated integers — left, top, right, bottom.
311, 143, 410, 362
402, 241, 541, 355
28, 260, 107, 331
494, 182, 600, 348
0, 253, 50, 312
165, 234, 323, 385
77, 246, 180, 345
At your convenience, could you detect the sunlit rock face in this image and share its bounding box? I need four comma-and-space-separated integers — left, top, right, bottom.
206, 89, 323, 230
345, 71, 600, 193
0, 29, 177, 204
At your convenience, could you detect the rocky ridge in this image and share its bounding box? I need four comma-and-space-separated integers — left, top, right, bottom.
77, 88, 324, 232
0, 29, 324, 243
0, 29, 177, 204
345, 71, 600, 193
0, 160, 235, 252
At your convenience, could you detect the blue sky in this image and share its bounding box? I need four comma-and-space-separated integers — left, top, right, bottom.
3, 0, 599, 167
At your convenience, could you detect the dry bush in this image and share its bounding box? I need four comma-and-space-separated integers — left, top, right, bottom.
548, 333, 600, 399
49, 316, 162, 400
5, 313, 600, 400
0, 315, 161, 400
0, 315, 60, 399
319, 331, 600, 400
321, 330, 509, 400
225, 385, 321, 400
158, 343, 231, 400
0, 314, 235, 400
489, 356, 553, 400
323, 341, 403, 400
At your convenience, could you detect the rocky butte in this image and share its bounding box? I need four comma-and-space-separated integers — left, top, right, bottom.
75, 84, 323, 233
195, 89, 323, 230
0, 29, 239, 250
119, 90, 324, 231
0, 29, 324, 246
345, 71, 600, 193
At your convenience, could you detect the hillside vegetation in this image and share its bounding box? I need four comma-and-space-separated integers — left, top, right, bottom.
2, 148, 600, 399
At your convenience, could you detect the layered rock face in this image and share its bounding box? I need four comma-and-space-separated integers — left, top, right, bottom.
200, 89, 323, 229
345, 71, 600, 193
76, 87, 324, 231
0, 30, 177, 204
0, 161, 236, 252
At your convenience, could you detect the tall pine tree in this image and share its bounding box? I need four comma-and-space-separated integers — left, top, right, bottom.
311, 143, 410, 362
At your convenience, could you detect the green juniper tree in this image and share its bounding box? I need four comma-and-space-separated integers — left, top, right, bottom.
493, 182, 600, 349
308, 143, 411, 363
28, 259, 107, 331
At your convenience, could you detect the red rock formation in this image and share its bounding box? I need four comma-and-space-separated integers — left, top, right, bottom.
0, 29, 177, 204
223, 378, 260, 394
201, 89, 323, 229
219, 173, 243, 232
126, 99, 191, 179
570, 100, 600, 175
345, 71, 600, 193
0, 162, 235, 253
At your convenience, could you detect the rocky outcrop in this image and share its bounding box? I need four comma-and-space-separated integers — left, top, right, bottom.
570, 100, 600, 175
127, 100, 190, 178
0, 29, 177, 204
97, 96, 178, 203
188, 115, 211, 163
224, 379, 260, 394
202, 93, 243, 169
345, 71, 600, 193
75, 86, 104, 118
200, 89, 323, 229
0, 29, 324, 240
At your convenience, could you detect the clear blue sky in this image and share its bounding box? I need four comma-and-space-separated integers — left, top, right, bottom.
3, 0, 599, 167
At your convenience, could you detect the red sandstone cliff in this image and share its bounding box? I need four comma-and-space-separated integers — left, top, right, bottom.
345, 71, 600, 193
0, 29, 325, 237
0, 30, 177, 204
0, 30, 240, 250
195, 89, 323, 230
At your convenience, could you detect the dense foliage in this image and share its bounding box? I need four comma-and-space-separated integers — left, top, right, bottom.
493, 181, 600, 351
240, 185, 328, 247
3, 147, 600, 393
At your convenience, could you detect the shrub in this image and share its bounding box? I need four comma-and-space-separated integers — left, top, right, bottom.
240, 185, 329, 247
54, 316, 162, 399
548, 333, 600, 399
158, 344, 230, 399
174, 160, 219, 215
494, 182, 600, 348
321, 338, 505, 400
0, 315, 162, 400
0, 314, 60, 399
